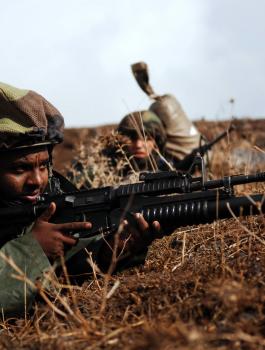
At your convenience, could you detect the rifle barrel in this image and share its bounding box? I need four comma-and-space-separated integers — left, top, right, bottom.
206, 124, 235, 149
190, 172, 265, 191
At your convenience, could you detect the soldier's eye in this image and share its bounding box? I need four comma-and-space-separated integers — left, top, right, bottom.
121, 136, 131, 144
12, 165, 27, 174
39, 160, 49, 170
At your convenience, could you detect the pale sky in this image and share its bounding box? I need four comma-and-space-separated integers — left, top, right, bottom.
1, 0, 264, 126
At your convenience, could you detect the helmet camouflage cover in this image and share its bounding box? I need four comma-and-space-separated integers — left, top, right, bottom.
117, 110, 166, 150
0, 82, 64, 151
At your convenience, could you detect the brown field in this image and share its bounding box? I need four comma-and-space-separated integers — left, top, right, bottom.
1, 118, 265, 350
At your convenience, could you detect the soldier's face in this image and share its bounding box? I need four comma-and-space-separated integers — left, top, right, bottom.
0, 148, 49, 204
125, 137, 156, 159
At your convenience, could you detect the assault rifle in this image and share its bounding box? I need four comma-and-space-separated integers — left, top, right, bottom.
1, 168, 265, 243
174, 124, 236, 172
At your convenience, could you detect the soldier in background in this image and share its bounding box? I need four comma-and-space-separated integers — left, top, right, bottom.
67, 62, 206, 188
112, 62, 206, 180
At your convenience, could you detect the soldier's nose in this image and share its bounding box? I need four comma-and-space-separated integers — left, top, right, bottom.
27, 169, 42, 187
135, 139, 145, 148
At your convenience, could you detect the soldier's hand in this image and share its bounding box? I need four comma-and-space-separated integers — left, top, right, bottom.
97, 212, 161, 272
32, 202, 92, 260
121, 213, 161, 253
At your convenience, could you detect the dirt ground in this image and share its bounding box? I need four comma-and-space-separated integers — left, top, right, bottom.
1, 118, 265, 350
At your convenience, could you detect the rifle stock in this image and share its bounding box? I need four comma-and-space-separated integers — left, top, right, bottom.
1, 171, 265, 243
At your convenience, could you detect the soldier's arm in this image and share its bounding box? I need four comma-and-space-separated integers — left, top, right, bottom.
0, 228, 52, 318
0, 203, 92, 318
150, 94, 201, 159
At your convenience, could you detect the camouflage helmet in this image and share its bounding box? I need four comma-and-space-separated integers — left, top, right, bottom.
0, 82, 64, 151
117, 110, 166, 151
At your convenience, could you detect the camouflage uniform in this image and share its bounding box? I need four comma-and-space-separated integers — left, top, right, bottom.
0, 82, 102, 317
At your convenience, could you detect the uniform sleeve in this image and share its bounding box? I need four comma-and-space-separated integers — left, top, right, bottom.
0, 230, 51, 318
149, 94, 201, 159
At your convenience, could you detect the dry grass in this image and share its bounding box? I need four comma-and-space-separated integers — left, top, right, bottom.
1, 119, 265, 349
